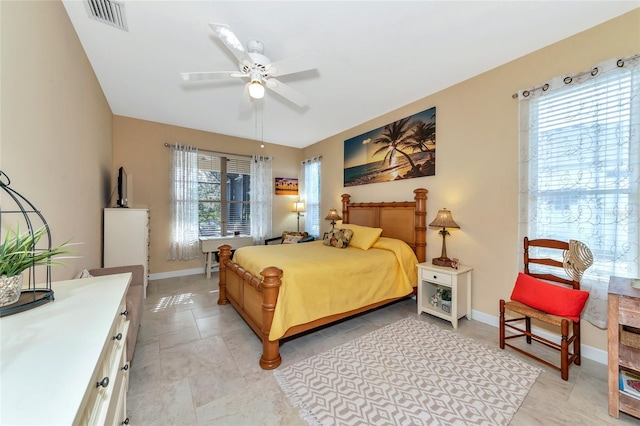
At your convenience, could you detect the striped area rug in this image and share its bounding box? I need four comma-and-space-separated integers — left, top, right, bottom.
274, 318, 540, 426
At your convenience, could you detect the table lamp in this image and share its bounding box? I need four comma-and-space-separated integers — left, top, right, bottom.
429, 208, 460, 267
324, 209, 342, 231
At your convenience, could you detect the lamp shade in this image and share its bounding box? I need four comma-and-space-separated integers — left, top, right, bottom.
429, 208, 460, 229
293, 201, 305, 213
324, 209, 342, 221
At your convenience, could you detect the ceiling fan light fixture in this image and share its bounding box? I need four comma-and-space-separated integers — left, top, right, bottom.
183, 23, 316, 107
249, 80, 265, 99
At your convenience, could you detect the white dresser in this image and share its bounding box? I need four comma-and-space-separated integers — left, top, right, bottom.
0, 274, 131, 425
104, 208, 149, 297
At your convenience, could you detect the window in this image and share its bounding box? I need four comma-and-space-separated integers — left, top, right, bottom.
519, 57, 639, 327
198, 153, 251, 237
302, 157, 321, 237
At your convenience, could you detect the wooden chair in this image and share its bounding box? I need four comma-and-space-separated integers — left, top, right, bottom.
499, 238, 590, 381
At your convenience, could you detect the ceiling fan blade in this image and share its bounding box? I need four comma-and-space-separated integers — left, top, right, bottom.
266, 54, 316, 77
265, 78, 308, 107
209, 23, 253, 66
180, 71, 247, 81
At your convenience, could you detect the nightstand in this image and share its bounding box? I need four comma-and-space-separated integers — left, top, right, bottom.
417, 263, 473, 328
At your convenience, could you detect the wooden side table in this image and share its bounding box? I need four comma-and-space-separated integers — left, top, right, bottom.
417, 263, 473, 328
200, 236, 253, 279
608, 275, 640, 419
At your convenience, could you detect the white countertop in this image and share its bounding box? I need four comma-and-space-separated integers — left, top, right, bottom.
0, 273, 131, 425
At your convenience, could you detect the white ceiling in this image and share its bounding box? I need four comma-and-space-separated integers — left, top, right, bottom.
61, 1, 639, 149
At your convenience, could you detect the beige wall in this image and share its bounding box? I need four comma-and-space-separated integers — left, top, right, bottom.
1, 1, 112, 280
2, 0, 637, 353
112, 116, 302, 275
303, 9, 640, 352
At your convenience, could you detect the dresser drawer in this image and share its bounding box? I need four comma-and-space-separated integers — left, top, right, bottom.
104, 347, 129, 426
421, 270, 452, 286
78, 299, 130, 425
80, 333, 128, 424
620, 296, 640, 328
106, 303, 129, 369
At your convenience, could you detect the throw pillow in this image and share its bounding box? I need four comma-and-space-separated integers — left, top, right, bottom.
510, 272, 589, 322
323, 228, 354, 248
281, 231, 308, 244
282, 234, 303, 244
339, 223, 383, 250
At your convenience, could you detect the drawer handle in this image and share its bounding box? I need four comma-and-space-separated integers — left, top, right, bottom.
433, 275, 437, 279
120, 309, 128, 316
122, 363, 129, 371
96, 377, 109, 388
121, 418, 130, 425
113, 333, 123, 341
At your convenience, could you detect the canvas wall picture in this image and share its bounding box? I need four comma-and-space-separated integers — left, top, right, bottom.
275, 177, 298, 195
344, 106, 436, 187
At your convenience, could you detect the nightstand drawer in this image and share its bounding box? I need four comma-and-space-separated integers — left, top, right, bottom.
421, 270, 452, 285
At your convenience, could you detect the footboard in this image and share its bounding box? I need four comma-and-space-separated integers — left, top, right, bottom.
217, 244, 283, 369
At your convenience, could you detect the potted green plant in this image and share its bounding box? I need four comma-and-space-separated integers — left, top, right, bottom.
437, 287, 452, 313
0, 226, 70, 307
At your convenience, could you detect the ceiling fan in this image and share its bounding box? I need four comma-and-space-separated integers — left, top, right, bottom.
180, 23, 316, 108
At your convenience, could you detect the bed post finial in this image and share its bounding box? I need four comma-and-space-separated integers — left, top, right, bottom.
341, 193, 351, 224
414, 188, 428, 263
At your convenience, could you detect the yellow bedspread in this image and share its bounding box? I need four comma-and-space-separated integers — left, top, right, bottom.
233, 237, 418, 340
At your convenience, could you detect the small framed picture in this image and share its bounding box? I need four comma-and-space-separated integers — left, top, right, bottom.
274, 177, 298, 195
323, 232, 329, 240
451, 258, 459, 269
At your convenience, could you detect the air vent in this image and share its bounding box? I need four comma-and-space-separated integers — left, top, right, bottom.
85, 0, 128, 31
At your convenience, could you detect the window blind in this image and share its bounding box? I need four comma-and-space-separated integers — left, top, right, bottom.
198, 152, 251, 237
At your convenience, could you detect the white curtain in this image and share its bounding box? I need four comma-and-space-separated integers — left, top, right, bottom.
168, 144, 200, 260
302, 157, 322, 238
250, 155, 273, 244
518, 55, 640, 328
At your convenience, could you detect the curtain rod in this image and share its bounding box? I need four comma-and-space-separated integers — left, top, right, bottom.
302, 155, 322, 164
511, 52, 640, 99
163, 143, 269, 159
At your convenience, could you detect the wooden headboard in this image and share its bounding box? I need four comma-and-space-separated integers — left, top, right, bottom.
341, 188, 427, 262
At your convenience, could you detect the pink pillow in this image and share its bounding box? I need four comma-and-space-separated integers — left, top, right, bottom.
510, 273, 589, 322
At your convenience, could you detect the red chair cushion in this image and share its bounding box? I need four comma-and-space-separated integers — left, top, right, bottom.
510, 273, 589, 322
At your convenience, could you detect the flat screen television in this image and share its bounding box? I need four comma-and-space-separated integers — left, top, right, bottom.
116, 166, 128, 208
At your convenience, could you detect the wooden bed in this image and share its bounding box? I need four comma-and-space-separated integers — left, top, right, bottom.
217, 188, 427, 369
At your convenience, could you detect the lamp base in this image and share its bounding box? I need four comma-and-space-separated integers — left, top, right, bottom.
432, 257, 452, 267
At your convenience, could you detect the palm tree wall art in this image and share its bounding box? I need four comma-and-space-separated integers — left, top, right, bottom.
343, 107, 436, 187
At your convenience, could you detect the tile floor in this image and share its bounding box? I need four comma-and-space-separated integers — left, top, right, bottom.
126, 273, 638, 425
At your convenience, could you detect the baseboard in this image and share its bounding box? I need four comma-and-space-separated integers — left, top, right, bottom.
149, 267, 205, 281
471, 309, 607, 366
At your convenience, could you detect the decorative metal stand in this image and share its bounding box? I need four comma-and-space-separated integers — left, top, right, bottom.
0, 171, 55, 316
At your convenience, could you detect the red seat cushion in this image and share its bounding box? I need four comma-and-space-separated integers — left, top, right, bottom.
510, 273, 589, 322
